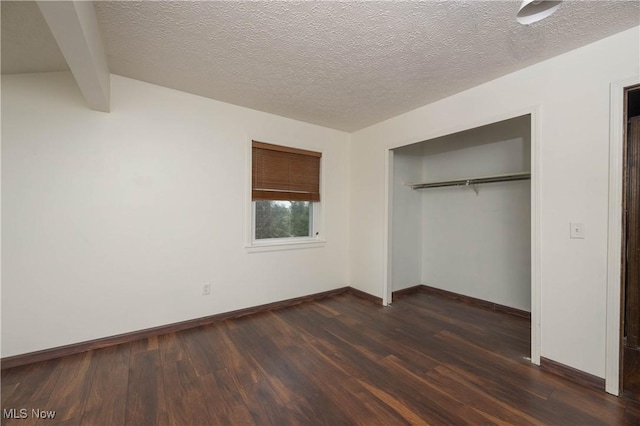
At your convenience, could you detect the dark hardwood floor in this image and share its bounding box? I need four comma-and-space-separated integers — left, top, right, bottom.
2, 292, 639, 425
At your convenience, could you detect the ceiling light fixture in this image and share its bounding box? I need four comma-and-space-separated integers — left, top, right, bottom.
516, 0, 562, 25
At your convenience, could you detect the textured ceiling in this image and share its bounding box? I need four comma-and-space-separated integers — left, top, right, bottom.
3, 1, 640, 131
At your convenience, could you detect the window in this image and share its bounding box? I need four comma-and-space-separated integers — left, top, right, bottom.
251, 141, 322, 244
255, 200, 312, 239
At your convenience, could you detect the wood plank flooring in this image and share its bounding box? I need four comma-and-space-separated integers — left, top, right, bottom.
2, 292, 639, 425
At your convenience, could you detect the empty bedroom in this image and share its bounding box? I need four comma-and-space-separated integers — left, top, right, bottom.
2, 1, 640, 424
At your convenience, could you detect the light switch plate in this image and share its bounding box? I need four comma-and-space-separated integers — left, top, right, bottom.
570, 222, 585, 239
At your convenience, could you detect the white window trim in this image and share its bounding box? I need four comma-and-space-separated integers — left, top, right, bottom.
245, 137, 326, 253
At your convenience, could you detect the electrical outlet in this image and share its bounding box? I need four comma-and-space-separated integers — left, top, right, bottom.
202, 284, 211, 295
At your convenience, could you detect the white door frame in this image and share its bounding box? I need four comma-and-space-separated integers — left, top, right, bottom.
605, 76, 640, 396
382, 106, 541, 365
383, 150, 394, 306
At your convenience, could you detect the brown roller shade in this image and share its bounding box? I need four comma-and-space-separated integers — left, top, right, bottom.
252, 141, 321, 202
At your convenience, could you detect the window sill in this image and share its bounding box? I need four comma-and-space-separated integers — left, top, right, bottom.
245, 239, 326, 253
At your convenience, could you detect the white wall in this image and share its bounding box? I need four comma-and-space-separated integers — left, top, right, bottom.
391, 144, 423, 291
420, 116, 531, 311
1, 72, 350, 357
349, 27, 640, 377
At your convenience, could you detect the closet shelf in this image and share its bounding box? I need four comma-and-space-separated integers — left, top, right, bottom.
409, 171, 531, 190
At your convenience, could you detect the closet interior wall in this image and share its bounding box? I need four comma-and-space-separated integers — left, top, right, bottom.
391, 115, 532, 312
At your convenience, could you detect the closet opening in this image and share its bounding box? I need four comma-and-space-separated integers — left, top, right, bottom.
387, 113, 533, 361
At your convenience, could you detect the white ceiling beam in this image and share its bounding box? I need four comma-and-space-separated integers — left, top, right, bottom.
37, 1, 110, 112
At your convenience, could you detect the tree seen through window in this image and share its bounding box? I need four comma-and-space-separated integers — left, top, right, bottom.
255, 200, 311, 239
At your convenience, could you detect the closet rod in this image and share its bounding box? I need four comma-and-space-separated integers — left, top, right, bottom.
410, 172, 531, 190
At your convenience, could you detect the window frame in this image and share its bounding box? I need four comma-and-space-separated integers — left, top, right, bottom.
245, 138, 326, 252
